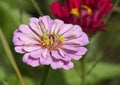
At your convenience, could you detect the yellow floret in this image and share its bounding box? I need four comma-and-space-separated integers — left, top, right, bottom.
82, 5, 92, 15
59, 36, 64, 42
43, 39, 49, 45
70, 8, 80, 17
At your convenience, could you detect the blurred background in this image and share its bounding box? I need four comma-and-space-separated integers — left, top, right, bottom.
0, 0, 120, 85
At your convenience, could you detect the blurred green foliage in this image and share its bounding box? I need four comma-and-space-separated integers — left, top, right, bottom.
0, 0, 120, 85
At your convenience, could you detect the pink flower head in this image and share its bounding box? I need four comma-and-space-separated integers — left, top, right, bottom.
50, 0, 114, 35
13, 16, 89, 70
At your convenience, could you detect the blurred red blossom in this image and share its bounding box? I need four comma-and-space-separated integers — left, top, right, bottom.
50, 0, 114, 35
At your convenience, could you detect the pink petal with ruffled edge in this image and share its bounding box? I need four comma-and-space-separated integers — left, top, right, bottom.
30, 17, 39, 23
63, 62, 74, 70
23, 46, 41, 52
22, 53, 40, 67
50, 60, 64, 69
13, 15, 89, 70
15, 46, 25, 54
40, 53, 52, 65
30, 49, 43, 58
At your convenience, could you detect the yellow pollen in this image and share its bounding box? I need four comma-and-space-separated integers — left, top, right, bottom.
59, 36, 64, 42
70, 8, 80, 17
43, 39, 49, 45
82, 5, 92, 15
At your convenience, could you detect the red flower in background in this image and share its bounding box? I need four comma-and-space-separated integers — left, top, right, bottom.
50, 0, 114, 35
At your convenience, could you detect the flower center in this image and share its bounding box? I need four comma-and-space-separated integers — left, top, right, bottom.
82, 5, 92, 15
70, 8, 80, 17
39, 31, 64, 50
70, 5, 92, 17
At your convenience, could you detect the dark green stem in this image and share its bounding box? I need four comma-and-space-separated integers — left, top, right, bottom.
87, 57, 102, 75
40, 66, 50, 85
30, 0, 44, 16
0, 28, 24, 85
81, 56, 86, 85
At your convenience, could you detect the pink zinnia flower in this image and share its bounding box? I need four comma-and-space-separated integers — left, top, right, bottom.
13, 16, 89, 70
50, 0, 114, 35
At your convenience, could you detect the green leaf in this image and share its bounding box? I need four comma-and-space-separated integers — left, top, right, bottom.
87, 62, 120, 84
62, 68, 81, 85
113, 7, 120, 13
23, 76, 36, 85
6, 74, 35, 85
47, 61, 120, 85
47, 69, 68, 85
5, 74, 19, 85
0, 0, 30, 66
0, 68, 6, 79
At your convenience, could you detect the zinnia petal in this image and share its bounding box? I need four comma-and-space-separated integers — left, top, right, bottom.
50, 60, 64, 69
13, 15, 89, 70
40, 55, 52, 65
63, 61, 74, 70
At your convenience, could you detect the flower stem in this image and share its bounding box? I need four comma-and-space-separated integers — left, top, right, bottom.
81, 56, 86, 85
0, 28, 24, 85
40, 66, 50, 85
30, 0, 44, 16
87, 57, 102, 75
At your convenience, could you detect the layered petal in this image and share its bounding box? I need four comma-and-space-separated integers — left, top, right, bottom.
13, 15, 89, 70
50, 2, 69, 19
63, 61, 74, 70
22, 53, 40, 67
50, 59, 64, 69
50, 0, 114, 35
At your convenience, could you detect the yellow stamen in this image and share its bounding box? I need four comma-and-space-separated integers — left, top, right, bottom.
82, 5, 92, 15
59, 36, 64, 42
70, 8, 80, 17
43, 39, 49, 45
